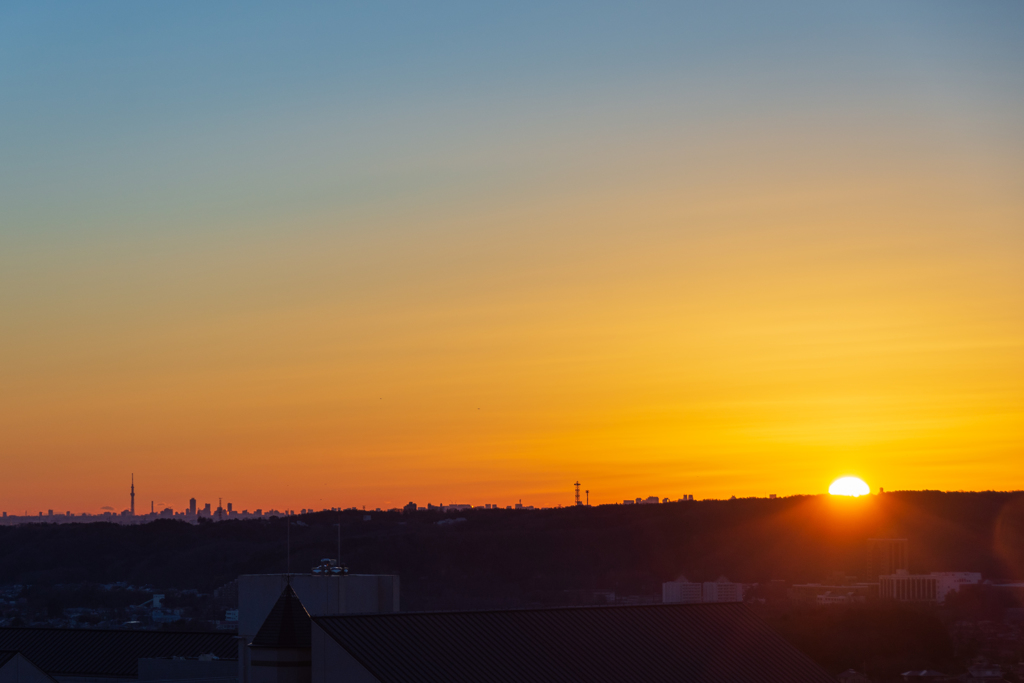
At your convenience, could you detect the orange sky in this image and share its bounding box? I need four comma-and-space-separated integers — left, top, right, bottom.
1, 3, 1023, 514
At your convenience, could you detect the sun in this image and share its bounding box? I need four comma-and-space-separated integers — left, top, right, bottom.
829, 476, 870, 497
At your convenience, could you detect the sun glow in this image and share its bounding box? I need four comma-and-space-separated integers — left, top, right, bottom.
829, 477, 870, 497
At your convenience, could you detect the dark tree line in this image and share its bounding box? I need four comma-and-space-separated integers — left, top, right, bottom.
1, 491, 1023, 606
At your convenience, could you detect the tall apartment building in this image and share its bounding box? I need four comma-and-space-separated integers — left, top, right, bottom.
867, 538, 907, 579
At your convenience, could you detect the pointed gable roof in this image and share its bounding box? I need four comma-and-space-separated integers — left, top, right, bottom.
0, 651, 59, 683
250, 585, 312, 649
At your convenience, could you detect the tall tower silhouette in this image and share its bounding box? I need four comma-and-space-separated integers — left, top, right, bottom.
130, 474, 135, 516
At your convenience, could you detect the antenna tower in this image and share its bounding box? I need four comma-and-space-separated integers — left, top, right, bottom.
130, 474, 135, 516
574, 481, 581, 506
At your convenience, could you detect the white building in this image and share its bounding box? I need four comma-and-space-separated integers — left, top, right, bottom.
879, 570, 981, 603
702, 578, 744, 603
662, 580, 703, 604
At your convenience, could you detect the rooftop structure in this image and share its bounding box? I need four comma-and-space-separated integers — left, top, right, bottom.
249, 586, 311, 683
237, 573, 398, 683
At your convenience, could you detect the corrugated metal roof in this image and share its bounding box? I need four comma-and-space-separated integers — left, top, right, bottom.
314, 603, 835, 683
250, 585, 311, 649
0, 628, 237, 679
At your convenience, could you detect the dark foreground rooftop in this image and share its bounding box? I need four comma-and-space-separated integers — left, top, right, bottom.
314, 602, 835, 683
0, 628, 237, 679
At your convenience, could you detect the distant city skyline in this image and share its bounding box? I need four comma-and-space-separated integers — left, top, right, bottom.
0, 471, 935, 521
0, 473, 748, 520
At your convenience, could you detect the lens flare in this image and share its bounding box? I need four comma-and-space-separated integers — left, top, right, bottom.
829, 476, 870, 497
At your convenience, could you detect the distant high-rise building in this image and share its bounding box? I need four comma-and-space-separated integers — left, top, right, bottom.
189, 498, 197, 515
867, 538, 908, 579
203, 502, 212, 516
130, 474, 135, 516
227, 503, 233, 514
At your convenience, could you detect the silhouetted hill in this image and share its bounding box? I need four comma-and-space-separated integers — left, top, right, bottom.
2, 491, 1023, 609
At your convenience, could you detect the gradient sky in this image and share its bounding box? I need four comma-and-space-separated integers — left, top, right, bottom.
2, 2, 1023, 514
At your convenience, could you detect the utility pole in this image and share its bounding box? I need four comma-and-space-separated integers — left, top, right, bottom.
586, 490, 589, 506
334, 514, 342, 566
